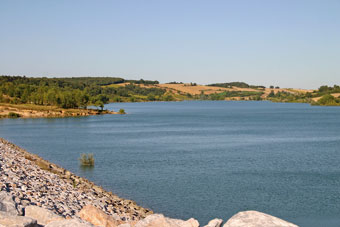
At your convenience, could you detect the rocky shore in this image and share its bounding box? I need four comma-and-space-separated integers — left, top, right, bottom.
0, 138, 299, 227
0, 104, 118, 119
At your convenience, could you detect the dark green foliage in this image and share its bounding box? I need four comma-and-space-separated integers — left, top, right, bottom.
196, 91, 264, 101
147, 94, 156, 101
125, 79, 159, 85
223, 91, 264, 98
163, 94, 174, 101
266, 85, 340, 105
0, 76, 167, 108
266, 91, 311, 103
208, 82, 265, 89
268, 91, 275, 97
8, 112, 21, 118
119, 108, 126, 114
313, 85, 340, 97
166, 81, 183, 84
317, 94, 339, 106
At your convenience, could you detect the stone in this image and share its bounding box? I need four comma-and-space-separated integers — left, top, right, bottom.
25, 205, 64, 225
134, 214, 171, 227
0, 191, 18, 215
0, 138, 150, 221
134, 214, 199, 227
118, 224, 132, 227
167, 218, 199, 227
45, 219, 94, 227
117, 221, 138, 227
0, 211, 38, 227
223, 211, 299, 227
78, 204, 119, 227
204, 218, 223, 227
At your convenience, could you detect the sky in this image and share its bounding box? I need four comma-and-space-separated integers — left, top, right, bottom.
1, 0, 340, 89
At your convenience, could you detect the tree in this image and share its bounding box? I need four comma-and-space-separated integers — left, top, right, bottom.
95, 101, 104, 111
147, 94, 156, 101
163, 94, 174, 101
119, 109, 126, 114
317, 94, 338, 105
268, 91, 275, 97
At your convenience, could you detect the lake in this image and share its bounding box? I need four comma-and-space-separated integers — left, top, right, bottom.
1, 101, 340, 226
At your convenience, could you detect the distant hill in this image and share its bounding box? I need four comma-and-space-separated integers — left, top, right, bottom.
0, 76, 167, 109
1, 76, 340, 110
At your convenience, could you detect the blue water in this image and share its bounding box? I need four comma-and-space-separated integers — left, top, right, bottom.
1, 101, 340, 227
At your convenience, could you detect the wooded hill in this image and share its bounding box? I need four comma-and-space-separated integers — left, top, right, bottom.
1, 76, 340, 108
0, 76, 167, 109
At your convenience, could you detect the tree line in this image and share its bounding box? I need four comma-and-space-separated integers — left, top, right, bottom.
0, 76, 167, 109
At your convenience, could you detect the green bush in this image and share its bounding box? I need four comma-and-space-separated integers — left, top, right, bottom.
79, 153, 94, 166
8, 112, 21, 118
119, 108, 126, 114
317, 94, 338, 106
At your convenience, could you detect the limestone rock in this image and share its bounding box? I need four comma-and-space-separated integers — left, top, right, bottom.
0, 211, 38, 227
118, 224, 132, 227
45, 219, 94, 227
223, 211, 299, 227
134, 214, 199, 227
167, 218, 199, 227
25, 205, 64, 225
0, 191, 18, 215
117, 221, 138, 227
204, 218, 223, 227
134, 214, 170, 227
78, 204, 119, 227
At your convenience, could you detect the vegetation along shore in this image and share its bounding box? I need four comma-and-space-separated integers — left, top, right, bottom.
0, 137, 299, 226
1, 75, 340, 119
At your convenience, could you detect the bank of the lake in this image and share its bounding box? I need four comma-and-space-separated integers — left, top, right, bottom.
0, 103, 118, 119
0, 138, 152, 220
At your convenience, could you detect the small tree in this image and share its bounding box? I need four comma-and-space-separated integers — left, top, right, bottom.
8, 112, 21, 118
318, 94, 337, 105
95, 101, 104, 111
119, 109, 126, 114
268, 91, 275, 98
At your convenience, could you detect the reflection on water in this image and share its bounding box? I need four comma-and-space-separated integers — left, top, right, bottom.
79, 165, 95, 177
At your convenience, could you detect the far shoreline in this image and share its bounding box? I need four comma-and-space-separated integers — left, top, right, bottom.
1, 99, 339, 120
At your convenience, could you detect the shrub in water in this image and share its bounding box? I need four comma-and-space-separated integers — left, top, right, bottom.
119, 109, 126, 114
79, 153, 94, 166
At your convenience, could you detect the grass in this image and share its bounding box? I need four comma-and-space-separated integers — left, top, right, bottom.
79, 153, 95, 166
1, 103, 59, 111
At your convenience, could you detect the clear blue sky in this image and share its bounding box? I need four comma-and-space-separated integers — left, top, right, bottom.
1, 0, 340, 89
